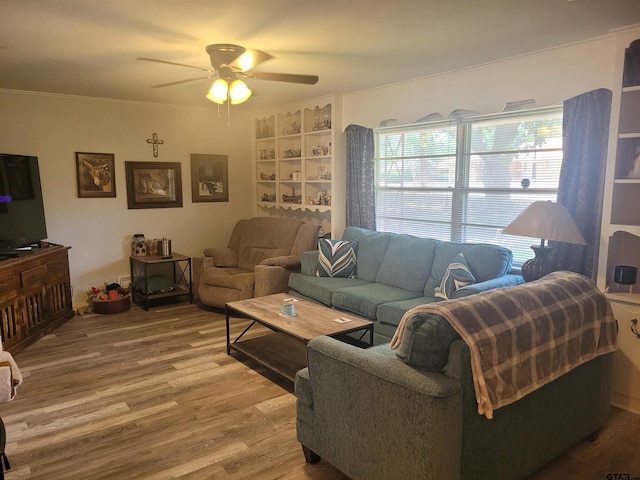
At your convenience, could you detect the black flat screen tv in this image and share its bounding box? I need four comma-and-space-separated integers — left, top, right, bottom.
0, 154, 48, 254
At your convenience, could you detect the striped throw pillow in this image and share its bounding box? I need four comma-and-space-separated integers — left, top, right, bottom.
435, 253, 475, 300
317, 239, 358, 278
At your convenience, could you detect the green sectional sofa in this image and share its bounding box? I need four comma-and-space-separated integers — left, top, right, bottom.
288, 226, 522, 344
295, 272, 617, 480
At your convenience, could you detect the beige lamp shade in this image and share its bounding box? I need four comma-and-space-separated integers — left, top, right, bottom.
502, 200, 587, 245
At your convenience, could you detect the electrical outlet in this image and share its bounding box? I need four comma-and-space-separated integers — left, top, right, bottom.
116, 275, 131, 289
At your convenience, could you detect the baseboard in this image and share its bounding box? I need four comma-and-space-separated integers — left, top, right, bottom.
610, 392, 640, 415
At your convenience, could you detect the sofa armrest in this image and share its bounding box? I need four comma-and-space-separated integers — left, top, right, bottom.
191, 256, 214, 302
259, 254, 301, 268
297, 336, 463, 480
451, 273, 523, 299
300, 250, 319, 276
202, 247, 238, 267
254, 264, 297, 297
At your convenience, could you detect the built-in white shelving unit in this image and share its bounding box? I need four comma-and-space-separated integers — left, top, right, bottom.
253, 96, 345, 237
597, 28, 640, 414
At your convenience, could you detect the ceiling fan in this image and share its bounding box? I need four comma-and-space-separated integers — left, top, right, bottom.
138, 43, 319, 104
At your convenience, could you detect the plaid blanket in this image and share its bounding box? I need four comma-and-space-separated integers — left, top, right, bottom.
390, 271, 617, 419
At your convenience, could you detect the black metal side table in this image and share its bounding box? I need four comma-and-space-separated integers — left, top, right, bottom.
129, 253, 192, 310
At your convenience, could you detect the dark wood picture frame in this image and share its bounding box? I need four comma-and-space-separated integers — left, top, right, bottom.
125, 161, 183, 209
190, 153, 229, 203
76, 152, 116, 198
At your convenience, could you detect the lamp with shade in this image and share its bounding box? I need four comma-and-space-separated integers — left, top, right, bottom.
502, 200, 587, 282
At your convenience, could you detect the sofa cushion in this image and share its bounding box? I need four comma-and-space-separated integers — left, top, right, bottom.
342, 227, 392, 282
332, 283, 422, 320
377, 296, 438, 329
394, 312, 460, 371
375, 235, 438, 292
434, 253, 476, 300
425, 242, 513, 295
317, 239, 358, 278
288, 272, 371, 306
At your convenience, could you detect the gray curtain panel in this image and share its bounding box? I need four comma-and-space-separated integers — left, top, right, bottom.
552, 88, 612, 278
346, 124, 376, 229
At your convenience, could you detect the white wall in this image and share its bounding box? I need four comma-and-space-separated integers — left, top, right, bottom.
342, 35, 619, 129
0, 90, 253, 303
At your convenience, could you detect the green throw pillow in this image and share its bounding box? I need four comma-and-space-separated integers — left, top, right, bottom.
435, 253, 475, 300
316, 239, 358, 278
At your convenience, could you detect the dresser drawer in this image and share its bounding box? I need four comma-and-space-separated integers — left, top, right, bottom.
46, 257, 69, 281
0, 274, 19, 302
20, 264, 47, 286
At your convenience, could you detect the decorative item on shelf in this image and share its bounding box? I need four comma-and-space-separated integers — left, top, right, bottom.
312, 144, 330, 156
260, 193, 277, 202
322, 104, 332, 130
259, 172, 276, 181
627, 144, 640, 178
146, 238, 159, 256
502, 201, 587, 282
282, 120, 301, 136
283, 148, 301, 158
613, 265, 637, 293
131, 234, 147, 256
313, 106, 323, 130
161, 238, 172, 258
282, 193, 302, 203
259, 149, 275, 160
259, 117, 271, 138
307, 191, 331, 206
289, 171, 302, 181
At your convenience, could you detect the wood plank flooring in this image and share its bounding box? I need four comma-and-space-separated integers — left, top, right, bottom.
1, 302, 639, 479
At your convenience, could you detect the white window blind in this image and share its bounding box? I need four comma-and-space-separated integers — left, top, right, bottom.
375, 106, 563, 266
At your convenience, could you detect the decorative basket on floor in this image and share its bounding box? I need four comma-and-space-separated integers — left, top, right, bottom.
92, 296, 131, 314
88, 286, 132, 315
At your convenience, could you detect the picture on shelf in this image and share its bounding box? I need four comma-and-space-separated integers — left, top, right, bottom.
125, 161, 183, 209
190, 154, 229, 203
75, 152, 116, 198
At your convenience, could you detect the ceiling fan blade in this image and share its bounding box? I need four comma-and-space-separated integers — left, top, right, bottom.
229, 49, 273, 72
248, 72, 319, 85
151, 76, 215, 88
137, 57, 214, 74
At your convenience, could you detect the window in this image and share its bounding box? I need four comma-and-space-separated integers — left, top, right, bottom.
375, 106, 563, 266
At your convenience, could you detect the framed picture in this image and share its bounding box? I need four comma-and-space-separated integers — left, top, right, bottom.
190, 153, 229, 203
125, 161, 183, 209
76, 152, 116, 198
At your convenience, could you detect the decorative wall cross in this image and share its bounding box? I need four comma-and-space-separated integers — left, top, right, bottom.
146, 132, 164, 158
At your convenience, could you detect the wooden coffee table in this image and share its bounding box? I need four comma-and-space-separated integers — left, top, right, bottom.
225, 293, 374, 381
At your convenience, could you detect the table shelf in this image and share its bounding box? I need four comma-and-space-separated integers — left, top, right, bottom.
130, 253, 192, 310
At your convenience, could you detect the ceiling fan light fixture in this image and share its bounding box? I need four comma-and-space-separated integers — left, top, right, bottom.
206, 78, 228, 104
229, 79, 252, 104
236, 52, 256, 71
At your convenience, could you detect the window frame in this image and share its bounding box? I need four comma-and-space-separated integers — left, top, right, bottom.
374, 106, 564, 266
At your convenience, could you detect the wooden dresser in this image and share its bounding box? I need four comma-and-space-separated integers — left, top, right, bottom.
0, 246, 73, 354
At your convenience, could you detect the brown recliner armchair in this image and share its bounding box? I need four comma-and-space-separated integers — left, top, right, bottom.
194, 217, 319, 308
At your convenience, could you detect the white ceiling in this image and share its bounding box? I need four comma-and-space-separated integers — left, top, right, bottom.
1, 0, 639, 111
